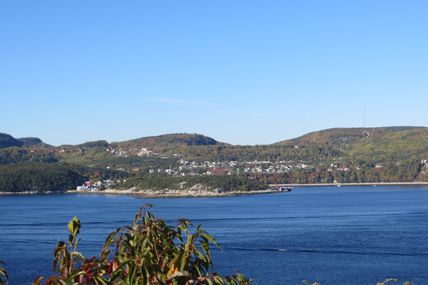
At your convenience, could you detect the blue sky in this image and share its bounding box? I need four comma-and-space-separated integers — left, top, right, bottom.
1, 1, 428, 145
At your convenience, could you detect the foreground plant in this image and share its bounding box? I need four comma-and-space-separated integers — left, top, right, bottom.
0, 260, 8, 285
33, 206, 250, 285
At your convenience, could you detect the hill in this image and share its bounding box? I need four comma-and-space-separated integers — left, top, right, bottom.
0, 133, 24, 148
113, 133, 225, 157
0, 133, 50, 149
116, 133, 222, 148
275, 127, 428, 161
0, 162, 85, 193
77, 140, 110, 149
3, 127, 428, 193
19, 137, 51, 147
277, 127, 424, 146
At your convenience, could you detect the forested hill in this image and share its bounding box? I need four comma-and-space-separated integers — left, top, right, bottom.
19, 137, 52, 147
4, 127, 428, 153
2, 127, 428, 193
275, 127, 428, 161
0, 133, 24, 148
0, 133, 50, 148
276, 126, 425, 146
115, 133, 224, 149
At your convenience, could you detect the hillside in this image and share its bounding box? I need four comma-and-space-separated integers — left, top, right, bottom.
19, 137, 51, 147
112, 133, 226, 157
2, 127, 428, 193
0, 163, 85, 193
116, 133, 223, 149
0, 133, 24, 148
275, 127, 428, 161
0, 133, 50, 149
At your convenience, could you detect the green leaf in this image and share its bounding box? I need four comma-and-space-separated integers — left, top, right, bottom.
67, 216, 80, 235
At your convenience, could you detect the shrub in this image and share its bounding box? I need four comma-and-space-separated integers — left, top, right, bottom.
0, 261, 7, 285
33, 206, 250, 285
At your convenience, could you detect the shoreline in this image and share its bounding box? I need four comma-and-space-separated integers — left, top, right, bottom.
66, 188, 280, 198
270, 182, 428, 187
2, 182, 428, 197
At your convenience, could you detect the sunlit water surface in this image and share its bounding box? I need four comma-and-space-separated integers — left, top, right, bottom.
1, 186, 428, 284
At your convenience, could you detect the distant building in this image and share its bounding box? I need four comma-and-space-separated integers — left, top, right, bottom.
137, 148, 153, 157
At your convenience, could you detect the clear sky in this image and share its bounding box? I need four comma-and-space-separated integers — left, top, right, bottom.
1, 1, 428, 145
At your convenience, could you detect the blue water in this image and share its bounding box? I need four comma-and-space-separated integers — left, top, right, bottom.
1, 186, 428, 284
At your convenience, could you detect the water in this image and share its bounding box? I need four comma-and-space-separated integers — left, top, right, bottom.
1, 186, 428, 284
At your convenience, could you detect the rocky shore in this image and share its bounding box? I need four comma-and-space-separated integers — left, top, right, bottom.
67, 187, 279, 198
3, 182, 428, 197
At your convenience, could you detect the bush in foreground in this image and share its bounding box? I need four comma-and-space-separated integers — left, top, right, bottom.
0, 261, 7, 285
31, 206, 250, 285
